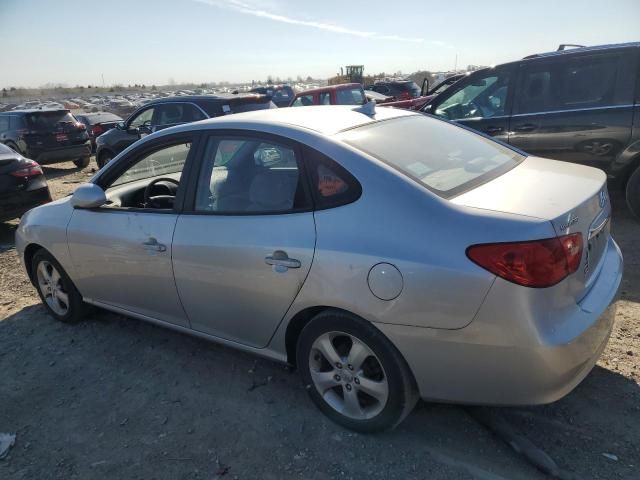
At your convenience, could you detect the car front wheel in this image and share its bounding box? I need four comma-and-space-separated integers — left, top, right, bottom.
297, 310, 418, 432
32, 249, 85, 323
73, 157, 90, 169
97, 151, 112, 169
626, 165, 640, 220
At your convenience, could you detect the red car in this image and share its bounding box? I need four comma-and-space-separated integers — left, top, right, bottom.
289, 83, 367, 107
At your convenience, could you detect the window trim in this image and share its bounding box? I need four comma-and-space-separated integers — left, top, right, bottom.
182, 129, 314, 217
92, 132, 200, 214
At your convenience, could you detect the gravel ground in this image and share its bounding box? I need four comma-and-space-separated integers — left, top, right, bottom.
0, 159, 638, 479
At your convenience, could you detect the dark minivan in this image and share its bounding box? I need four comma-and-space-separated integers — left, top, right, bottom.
421, 42, 640, 218
95, 94, 275, 168
0, 109, 91, 168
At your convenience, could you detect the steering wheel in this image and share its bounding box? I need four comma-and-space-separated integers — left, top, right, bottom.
144, 177, 180, 209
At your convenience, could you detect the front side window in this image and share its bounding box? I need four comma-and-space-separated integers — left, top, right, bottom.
128, 108, 154, 128
291, 95, 314, 107
434, 70, 511, 120
515, 54, 625, 114
195, 137, 308, 213
111, 142, 190, 187
338, 115, 523, 198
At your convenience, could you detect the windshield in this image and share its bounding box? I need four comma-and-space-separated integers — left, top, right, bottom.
25, 110, 76, 130
338, 115, 524, 198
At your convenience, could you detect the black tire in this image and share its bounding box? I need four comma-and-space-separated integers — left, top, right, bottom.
97, 151, 112, 169
73, 157, 90, 169
31, 249, 85, 323
626, 165, 640, 220
296, 309, 418, 433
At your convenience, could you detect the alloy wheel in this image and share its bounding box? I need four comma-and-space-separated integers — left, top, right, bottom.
308, 331, 389, 420
36, 260, 70, 316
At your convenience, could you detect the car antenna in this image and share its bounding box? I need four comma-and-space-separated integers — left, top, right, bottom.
353, 100, 376, 116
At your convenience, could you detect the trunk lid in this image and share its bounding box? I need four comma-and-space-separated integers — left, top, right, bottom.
452, 156, 610, 300
23, 110, 88, 148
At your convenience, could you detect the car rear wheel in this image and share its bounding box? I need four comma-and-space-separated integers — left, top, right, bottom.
297, 310, 418, 432
97, 151, 112, 169
626, 165, 640, 220
32, 249, 85, 323
73, 157, 90, 169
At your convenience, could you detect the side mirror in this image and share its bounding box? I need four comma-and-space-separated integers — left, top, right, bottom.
127, 126, 140, 136
70, 184, 107, 209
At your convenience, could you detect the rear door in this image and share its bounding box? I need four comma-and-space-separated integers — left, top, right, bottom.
426, 65, 516, 142
508, 49, 637, 172
172, 132, 316, 348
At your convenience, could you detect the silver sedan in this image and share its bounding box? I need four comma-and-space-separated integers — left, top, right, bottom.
16, 105, 622, 432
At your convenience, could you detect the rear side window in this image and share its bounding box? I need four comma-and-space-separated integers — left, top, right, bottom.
231, 100, 277, 113
0, 116, 9, 132
336, 88, 366, 105
25, 111, 75, 131
338, 115, 523, 198
304, 147, 362, 209
515, 53, 632, 114
292, 95, 314, 107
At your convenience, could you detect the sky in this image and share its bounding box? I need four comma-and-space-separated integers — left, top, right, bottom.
0, 0, 638, 88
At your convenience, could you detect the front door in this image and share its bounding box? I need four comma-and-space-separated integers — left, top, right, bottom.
508, 50, 636, 173
67, 137, 195, 327
427, 65, 516, 143
172, 134, 316, 348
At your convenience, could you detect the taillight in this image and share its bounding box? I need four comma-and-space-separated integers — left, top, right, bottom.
9, 160, 44, 178
466, 233, 583, 288
91, 125, 104, 136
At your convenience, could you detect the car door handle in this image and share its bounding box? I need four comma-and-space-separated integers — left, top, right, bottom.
513, 123, 537, 132
142, 237, 166, 252
265, 251, 301, 269
484, 126, 504, 134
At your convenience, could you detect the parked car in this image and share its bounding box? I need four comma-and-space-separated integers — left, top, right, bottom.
422, 42, 640, 218
0, 143, 51, 222
289, 83, 367, 107
0, 109, 91, 168
95, 94, 275, 168
368, 80, 421, 100
74, 112, 123, 153
249, 85, 295, 107
17, 104, 621, 432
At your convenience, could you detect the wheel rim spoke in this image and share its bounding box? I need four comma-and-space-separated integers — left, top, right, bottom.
347, 337, 371, 372
310, 370, 338, 394
315, 334, 342, 365
356, 376, 388, 403
342, 388, 363, 417
50, 268, 61, 287
37, 262, 51, 284
56, 290, 69, 307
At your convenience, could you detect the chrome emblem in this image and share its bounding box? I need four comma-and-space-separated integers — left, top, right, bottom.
599, 190, 607, 209
559, 216, 579, 231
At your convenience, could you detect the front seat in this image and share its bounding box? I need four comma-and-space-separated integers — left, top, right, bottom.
247, 171, 295, 212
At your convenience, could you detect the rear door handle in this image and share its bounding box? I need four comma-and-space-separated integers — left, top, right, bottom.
484, 126, 504, 134
142, 237, 166, 252
265, 250, 301, 269
513, 123, 537, 132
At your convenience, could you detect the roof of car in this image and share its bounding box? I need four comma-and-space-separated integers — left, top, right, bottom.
295, 83, 363, 96
145, 94, 271, 106
176, 104, 417, 136
0, 108, 70, 115
523, 41, 640, 60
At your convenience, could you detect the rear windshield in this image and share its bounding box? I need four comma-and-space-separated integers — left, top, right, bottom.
396, 82, 421, 96
338, 115, 524, 198
25, 111, 75, 131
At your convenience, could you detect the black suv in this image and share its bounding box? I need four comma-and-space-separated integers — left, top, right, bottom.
421, 42, 640, 218
0, 109, 91, 168
368, 80, 421, 100
95, 94, 275, 168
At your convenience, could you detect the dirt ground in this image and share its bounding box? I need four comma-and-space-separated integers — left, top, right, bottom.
0, 159, 638, 480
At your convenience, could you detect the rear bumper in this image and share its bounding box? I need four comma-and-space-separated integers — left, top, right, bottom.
27, 142, 91, 164
376, 237, 623, 405
0, 186, 51, 222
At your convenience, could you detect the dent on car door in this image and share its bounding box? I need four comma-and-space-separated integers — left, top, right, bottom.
67, 136, 195, 327
428, 66, 515, 142
172, 134, 316, 348
508, 51, 636, 172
